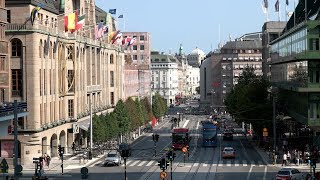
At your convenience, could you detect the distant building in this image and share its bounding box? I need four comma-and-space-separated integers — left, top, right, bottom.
122, 32, 151, 100
151, 51, 178, 106
187, 47, 206, 67
200, 32, 263, 112
261, 21, 286, 80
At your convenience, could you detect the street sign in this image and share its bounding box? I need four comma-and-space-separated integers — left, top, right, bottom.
182, 147, 187, 153
160, 171, 167, 179
0, 158, 9, 173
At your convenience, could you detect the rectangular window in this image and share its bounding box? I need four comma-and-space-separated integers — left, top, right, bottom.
140, 55, 144, 61
68, 99, 74, 118
110, 92, 114, 105
133, 45, 137, 50
40, 69, 42, 95
12, 69, 22, 96
68, 70, 74, 92
0, 56, 5, 71
133, 55, 137, 60
44, 69, 46, 95
7, 10, 10, 23
110, 71, 114, 87
316, 71, 320, 83
140, 45, 145, 50
140, 35, 145, 41
40, 104, 43, 125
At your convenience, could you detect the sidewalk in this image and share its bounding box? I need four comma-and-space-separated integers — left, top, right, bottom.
251, 138, 320, 171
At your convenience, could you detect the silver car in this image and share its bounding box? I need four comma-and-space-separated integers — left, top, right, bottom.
104, 151, 122, 166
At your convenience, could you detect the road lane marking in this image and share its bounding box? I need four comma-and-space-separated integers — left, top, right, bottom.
227, 161, 231, 166
250, 161, 255, 166
242, 160, 247, 166
246, 165, 253, 180
194, 163, 199, 166
203, 163, 208, 167
90, 160, 101, 167
146, 161, 154, 166
258, 161, 264, 167
218, 161, 223, 166
182, 120, 190, 128
137, 161, 147, 166
235, 160, 239, 166
122, 160, 132, 166
263, 166, 267, 180
129, 160, 140, 166
196, 121, 200, 129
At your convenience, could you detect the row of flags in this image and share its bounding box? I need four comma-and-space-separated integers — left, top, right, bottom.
262, 0, 290, 12
30, 5, 131, 45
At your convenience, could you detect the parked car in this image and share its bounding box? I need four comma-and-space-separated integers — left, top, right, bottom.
276, 168, 311, 180
104, 151, 122, 166
222, 147, 236, 159
118, 143, 132, 157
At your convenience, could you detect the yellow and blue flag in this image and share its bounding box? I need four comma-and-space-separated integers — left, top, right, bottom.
30, 4, 44, 25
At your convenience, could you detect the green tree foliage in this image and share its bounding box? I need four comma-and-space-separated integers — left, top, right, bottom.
152, 92, 163, 119
141, 97, 153, 124
225, 66, 272, 137
114, 99, 131, 134
125, 97, 141, 131
135, 98, 145, 127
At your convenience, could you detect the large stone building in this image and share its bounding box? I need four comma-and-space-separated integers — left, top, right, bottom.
200, 33, 263, 112
122, 32, 151, 100
0, 0, 8, 95
269, 0, 320, 145
3, 0, 124, 164
151, 51, 178, 106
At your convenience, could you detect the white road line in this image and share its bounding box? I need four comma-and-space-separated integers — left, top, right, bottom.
243, 160, 247, 166
182, 120, 190, 128
146, 161, 154, 166
258, 161, 264, 167
203, 163, 208, 167
129, 160, 140, 167
235, 160, 239, 167
250, 161, 255, 166
227, 161, 231, 166
122, 160, 132, 166
137, 161, 147, 166
263, 166, 267, 180
196, 121, 200, 130
218, 161, 223, 166
194, 163, 199, 166
246, 165, 254, 180
89, 160, 101, 167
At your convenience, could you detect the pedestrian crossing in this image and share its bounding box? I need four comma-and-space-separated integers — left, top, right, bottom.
91, 159, 266, 167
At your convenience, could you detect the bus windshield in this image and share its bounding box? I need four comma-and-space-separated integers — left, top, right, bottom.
172, 133, 187, 143
203, 129, 216, 140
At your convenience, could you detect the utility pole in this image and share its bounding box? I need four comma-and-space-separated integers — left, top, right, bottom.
273, 95, 276, 152
13, 100, 18, 179
89, 95, 93, 159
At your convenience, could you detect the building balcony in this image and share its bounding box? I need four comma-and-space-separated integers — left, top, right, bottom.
0, 102, 28, 122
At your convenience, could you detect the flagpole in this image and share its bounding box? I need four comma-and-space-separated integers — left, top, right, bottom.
278, 1, 281, 21
294, 0, 296, 26
123, 17, 126, 32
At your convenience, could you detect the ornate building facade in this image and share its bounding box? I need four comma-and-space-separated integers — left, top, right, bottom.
3, 0, 124, 164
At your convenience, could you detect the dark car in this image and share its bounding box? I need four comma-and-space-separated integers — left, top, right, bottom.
223, 132, 233, 141
118, 143, 132, 157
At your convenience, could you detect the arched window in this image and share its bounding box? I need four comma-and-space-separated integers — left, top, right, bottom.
110, 54, 114, 64
11, 38, 22, 57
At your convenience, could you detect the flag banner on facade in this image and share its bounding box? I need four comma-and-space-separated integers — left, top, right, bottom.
286, 0, 289, 6
275, 0, 280, 12
109, 9, 116, 14
64, 12, 78, 32
30, 4, 44, 25
263, 0, 268, 8
71, 14, 85, 33
118, 14, 123, 18
95, 22, 106, 39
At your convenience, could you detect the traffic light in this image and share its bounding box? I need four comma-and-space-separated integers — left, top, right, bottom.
58, 145, 64, 157
167, 150, 176, 161
155, 134, 159, 142
153, 134, 159, 142
121, 149, 129, 158
165, 159, 169, 168
158, 158, 167, 170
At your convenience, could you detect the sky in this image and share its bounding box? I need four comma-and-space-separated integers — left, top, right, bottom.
95, 0, 298, 55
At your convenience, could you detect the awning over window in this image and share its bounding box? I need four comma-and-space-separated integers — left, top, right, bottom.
77, 119, 90, 131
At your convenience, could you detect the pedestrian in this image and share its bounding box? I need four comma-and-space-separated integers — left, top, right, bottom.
287, 151, 291, 165
297, 151, 301, 166
282, 152, 287, 166
45, 154, 51, 168
273, 150, 277, 165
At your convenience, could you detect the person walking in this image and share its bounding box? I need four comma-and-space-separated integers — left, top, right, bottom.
273, 150, 278, 165
282, 152, 287, 166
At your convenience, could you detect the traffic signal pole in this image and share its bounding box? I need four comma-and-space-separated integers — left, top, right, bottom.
170, 160, 173, 180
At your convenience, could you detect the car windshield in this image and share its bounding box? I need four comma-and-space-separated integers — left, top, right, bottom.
278, 171, 290, 175
107, 154, 117, 157
172, 133, 187, 143
224, 149, 234, 151
203, 129, 216, 140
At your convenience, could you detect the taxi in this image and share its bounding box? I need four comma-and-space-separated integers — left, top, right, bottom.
222, 147, 236, 158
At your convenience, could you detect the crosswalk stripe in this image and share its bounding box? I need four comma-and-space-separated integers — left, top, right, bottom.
146, 161, 154, 166
138, 161, 147, 166
243, 160, 247, 166
235, 160, 239, 167
194, 163, 199, 166
250, 161, 255, 166
258, 161, 264, 167
203, 163, 207, 167
227, 161, 231, 166
90, 160, 102, 167
129, 160, 140, 167
218, 161, 223, 166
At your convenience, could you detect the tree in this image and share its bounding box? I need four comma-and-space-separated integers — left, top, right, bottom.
152, 92, 163, 119
135, 98, 144, 127
125, 97, 140, 131
92, 114, 107, 143
141, 97, 153, 124
225, 66, 272, 138
113, 99, 131, 134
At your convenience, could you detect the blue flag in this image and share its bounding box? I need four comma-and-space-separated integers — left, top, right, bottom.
109, 9, 116, 15
118, 14, 123, 18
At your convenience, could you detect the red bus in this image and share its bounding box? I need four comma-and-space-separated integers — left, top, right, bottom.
172, 128, 190, 150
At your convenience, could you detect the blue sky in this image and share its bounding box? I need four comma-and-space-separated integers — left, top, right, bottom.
95, 0, 297, 54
